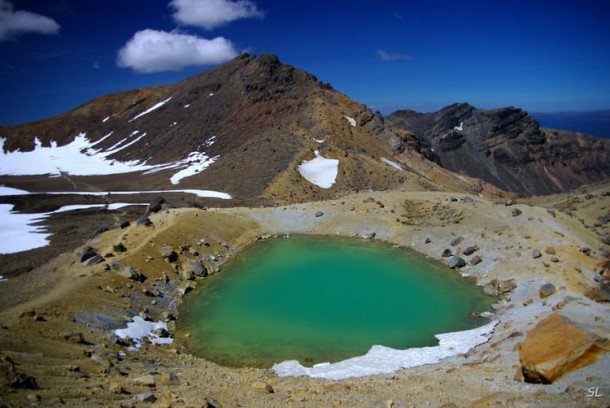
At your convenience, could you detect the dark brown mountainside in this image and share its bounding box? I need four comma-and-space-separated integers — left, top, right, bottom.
0, 54, 495, 205
387, 103, 610, 196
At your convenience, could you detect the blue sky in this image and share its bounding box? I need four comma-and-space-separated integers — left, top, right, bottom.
1, 0, 609, 126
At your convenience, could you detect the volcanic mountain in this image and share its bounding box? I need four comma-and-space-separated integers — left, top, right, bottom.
0, 54, 494, 205
387, 104, 610, 196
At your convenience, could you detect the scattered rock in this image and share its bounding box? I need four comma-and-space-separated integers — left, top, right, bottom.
109, 262, 142, 281
463, 245, 479, 256
519, 313, 609, 383
450, 236, 464, 246
137, 216, 153, 227
532, 249, 541, 259
82, 254, 104, 266
113, 243, 127, 253
484, 279, 517, 296
147, 196, 167, 213
425, 237, 432, 244
93, 226, 109, 237
549, 256, 560, 263
539, 283, 556, 298
169, 372, 181, 386
441, 248, 452, 257
134, 374, 156, 387
134, 392, 157, 403
545, 246, 556, 255
79, 246, 99, 263
0, 355, 38, 390
504, 199, 515, 206
581, 247, 591, 255
120, 221, 130, 229
448, 256, 466, 269
181, 260, 208, 280
62, 332, 87, 344
362, 232, 376, 239
512, 208, 522, 217
252, 381, 274, 393
470, 255, 482, 265
161, 246, 178, 262
315, 211, 324, 217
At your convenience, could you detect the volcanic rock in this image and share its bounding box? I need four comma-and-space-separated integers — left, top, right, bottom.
519, 313, 609, 383
387, 104, 610, 196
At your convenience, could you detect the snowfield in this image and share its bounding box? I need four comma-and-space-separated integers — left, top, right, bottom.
0, 201, 147, 255
0, 132, 219, 185
344, 115, 357, 127
114, 316, 173, 351
298, 150, 339, 189
273, 320, 497, 380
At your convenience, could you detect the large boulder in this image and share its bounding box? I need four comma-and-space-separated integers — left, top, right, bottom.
519, 313, 608, 383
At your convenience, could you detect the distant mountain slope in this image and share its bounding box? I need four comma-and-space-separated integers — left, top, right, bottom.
530, 110, 610, 139
0, 54, 496, 205
387, 103, 610, 196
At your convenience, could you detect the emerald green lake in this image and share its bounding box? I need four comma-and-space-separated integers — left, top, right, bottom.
178, 236, 495, 368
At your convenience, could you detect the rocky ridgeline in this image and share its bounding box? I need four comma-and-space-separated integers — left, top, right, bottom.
387, 103, 610, 196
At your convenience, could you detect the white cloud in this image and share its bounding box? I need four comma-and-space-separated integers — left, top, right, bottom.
0, 0, 60, 41
377, 49, 414, 61
117, 29, 239, 73
170, 0, 264, 30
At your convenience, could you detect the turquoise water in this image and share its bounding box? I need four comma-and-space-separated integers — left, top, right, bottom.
178, 236, 495, 368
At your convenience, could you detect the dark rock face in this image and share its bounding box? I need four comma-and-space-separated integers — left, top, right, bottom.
387, 103, 610, 196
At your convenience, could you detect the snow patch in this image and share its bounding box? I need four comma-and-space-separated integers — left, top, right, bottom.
0, 202, 148, 255
102, 116, 110, 123
0, 204, 50, 254
0, 132, 221, 184
0, 186, 30, 196
273, 320, 497, 380
169, 151, 219, 185
454, 121, 463, 132
0, 276, 6, 282
184, 104, 190, 108
298, 150, 339, 189
129, 97, 172, 122
380, 157, 403, 171
114, 316, 173, 350
344, 115, 356, 127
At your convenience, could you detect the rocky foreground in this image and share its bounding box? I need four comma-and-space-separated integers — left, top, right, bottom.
0, 183, 609, 407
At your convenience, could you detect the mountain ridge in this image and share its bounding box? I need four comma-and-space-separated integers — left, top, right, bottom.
387, 103, 610, 196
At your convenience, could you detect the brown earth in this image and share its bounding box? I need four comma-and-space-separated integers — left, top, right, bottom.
0, 181, 609, 407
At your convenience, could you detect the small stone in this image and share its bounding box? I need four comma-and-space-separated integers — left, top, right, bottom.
442, 248, 452, 257
137, 216, 153, 227
539, 283, 556, 298
463, 246, 479, 256
504, 199, 515, 206
315, 211, 324, 217
161, 246, 178, 262
450, 236, 464, 246
545, 247, 556, 255
169, 372, 181, 385
532, 249, 541, 259
425, 237, 432, 244
113, 243, 127, 253
62, 332, 86, 344
79, 246, 99, 263
386, 400, 395, 408
82, 254, 104, 266
512, 208, 522, 217
470, 255, 482, 265
550, 256, 560, 263
134, 392, 157, 403
93, 226, 109, 237
581, 247, 591, 255
448, 256, 466, 269
134, 374, 156, 387
252, 381, 274, 393
120, 221, 130, 229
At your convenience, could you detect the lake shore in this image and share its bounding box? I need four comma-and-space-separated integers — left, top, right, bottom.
1, 186, 609, 406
